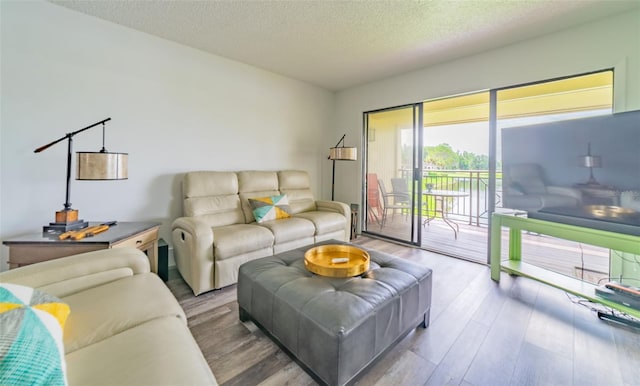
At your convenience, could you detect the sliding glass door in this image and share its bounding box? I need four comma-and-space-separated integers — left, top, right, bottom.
363, 105, 421, 245
362, 69, 614, 273
496, 70, 614, 280
421, 92, 491, 262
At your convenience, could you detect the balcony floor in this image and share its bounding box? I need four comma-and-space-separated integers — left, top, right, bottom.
363, 213, 610, 285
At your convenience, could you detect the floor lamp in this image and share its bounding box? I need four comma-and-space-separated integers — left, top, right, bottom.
328, 134, 357, 200
578, 142, 602, 187
35, 118, 128, 232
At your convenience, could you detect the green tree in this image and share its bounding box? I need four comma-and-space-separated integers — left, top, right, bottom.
424, 143, 458, 169
423, 143, 489, 170
471, 154, 489, 169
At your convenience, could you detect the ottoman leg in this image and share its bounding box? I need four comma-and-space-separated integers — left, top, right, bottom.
239, 306, 250, 322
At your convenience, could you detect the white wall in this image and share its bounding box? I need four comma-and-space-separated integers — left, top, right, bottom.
332, 10, 640, 208
0, 1, 334, 270
2, 2, 639, 271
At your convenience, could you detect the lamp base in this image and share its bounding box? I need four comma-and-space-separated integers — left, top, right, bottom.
44, 220, 88, 233
55, 209, 79, 223
44, 209, 88, 233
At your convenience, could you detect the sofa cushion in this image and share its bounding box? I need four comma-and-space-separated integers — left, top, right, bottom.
293, 211, 347, 235
238, 171, 279, 193
183, 171, 245, 227
213, 224, 275, 260
249, 194, 292, 223
0, 283, 70, 386
278, 170, 317, 214
65, 316, 217, 386
61, 273, 185, 354
185, 196, 245, 227
539, 194, 580, 208
257, 217, 316, 244
183, 171, 238, 197
238, 171, 281, 223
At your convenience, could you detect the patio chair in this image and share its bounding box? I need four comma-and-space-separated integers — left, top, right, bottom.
366, 173, 383, 225
390, 178, 411, 206
378, 179, 411, 227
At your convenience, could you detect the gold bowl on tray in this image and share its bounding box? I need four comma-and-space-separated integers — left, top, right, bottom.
584, 205, 636, 218
304, 244, 370, 277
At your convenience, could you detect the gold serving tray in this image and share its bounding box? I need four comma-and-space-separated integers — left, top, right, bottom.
585, 205, 636, 218
304, 244, 370, 277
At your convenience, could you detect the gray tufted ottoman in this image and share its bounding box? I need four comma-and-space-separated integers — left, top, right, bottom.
237, 241, 432, 386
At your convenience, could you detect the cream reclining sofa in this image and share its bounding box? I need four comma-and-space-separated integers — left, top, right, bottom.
0, 248, 217, 385
172, 170, 350, 295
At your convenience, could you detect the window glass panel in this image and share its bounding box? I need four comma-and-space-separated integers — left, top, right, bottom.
497, 71, 613, 119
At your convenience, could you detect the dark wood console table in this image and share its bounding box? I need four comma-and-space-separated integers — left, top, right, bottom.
3, 222, 160, 273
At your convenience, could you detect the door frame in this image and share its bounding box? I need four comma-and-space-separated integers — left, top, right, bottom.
362, 103, 423, 246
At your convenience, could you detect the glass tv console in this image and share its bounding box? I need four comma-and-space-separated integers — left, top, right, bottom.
490, 213, 640, 320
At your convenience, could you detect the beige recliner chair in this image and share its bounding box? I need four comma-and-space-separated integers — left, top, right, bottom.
502, 163, 582, 212
172, 170, 350, 295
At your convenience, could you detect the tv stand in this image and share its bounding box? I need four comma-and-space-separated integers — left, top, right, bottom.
490, 213, 640, 320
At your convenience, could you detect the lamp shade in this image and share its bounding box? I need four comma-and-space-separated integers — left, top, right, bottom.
579, 155, 601, 168
76, 152, 128, 180
329, 147, 357, 161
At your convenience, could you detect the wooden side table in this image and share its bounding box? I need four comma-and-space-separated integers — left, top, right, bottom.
2, 222, 161, 273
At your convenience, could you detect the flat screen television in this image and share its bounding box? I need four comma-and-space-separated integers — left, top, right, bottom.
501, 110, 640, 236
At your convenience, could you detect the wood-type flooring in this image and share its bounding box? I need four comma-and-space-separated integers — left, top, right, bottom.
165, 236, 640, 386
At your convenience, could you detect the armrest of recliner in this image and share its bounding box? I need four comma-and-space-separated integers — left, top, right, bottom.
172, 217, 215, 246
316, 200, 350, 217
171, 216, 215, 295
316, 200, 351, 241
0, 248, 150, 298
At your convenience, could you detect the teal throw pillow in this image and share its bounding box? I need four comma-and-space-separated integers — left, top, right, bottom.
249, 194, 292, 223
0, 283, 70, 386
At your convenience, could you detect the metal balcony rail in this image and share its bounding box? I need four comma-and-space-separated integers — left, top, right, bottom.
398, 169, 502, 226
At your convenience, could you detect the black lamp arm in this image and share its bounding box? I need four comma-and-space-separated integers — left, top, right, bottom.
333, 134, 346, 148
34, 117, 111, 153
33, 117, 112, 213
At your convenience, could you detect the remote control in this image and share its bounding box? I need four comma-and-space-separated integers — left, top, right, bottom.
604, 282, 640, 299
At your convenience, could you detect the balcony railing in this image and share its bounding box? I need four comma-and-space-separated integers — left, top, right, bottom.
398, 169, 502, 226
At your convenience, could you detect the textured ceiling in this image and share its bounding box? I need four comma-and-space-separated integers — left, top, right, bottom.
49, 0, 639, 91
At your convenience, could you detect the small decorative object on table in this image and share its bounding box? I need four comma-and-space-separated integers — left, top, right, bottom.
58, 221, 117, 240
304, 244, 369, 277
